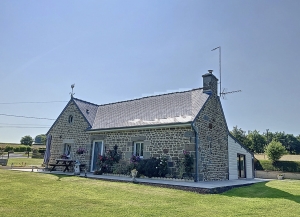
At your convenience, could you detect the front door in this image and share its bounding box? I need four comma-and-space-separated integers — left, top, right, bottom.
91, 141, 103, 172
237, 154, 246, 178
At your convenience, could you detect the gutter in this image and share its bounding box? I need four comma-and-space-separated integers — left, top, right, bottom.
191, 122, 199, 182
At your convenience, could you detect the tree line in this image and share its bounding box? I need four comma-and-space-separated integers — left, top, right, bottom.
230, 126, 300, 154
20, 134, 46, 146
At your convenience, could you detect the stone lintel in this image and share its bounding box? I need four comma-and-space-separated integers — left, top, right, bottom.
63, 139, 75, 144
131, 136, 146, 141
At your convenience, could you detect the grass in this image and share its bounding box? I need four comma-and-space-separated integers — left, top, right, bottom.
0, 170, 300, 216
6, 158, 43, 166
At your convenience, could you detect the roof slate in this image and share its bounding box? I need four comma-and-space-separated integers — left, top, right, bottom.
77, 88, 209, 130
72, 98, 99, 127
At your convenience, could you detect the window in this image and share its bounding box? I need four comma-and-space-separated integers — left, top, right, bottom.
63, 144, 71, 156
134, 142, 144, 158
68, 115, 73, 124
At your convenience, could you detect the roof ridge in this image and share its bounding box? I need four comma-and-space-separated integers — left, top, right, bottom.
98, 87, 203, 107
72, 97, 99, 106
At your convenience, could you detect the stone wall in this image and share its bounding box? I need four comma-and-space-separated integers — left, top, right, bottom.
48, 100, 91, 170
194, 94, 229, 181
89, 126, 193, 174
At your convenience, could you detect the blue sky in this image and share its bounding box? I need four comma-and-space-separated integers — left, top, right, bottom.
1, 0, 299, 143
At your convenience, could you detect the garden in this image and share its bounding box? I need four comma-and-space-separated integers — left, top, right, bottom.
93, 145, 194, 180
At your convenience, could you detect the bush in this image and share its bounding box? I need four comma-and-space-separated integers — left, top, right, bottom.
135, 157, 169, 178
12, 146, 28, 152
255, 159, 300, 173
176, 151, 194, 179
32, 148, 44, 159
38, 148, 46, 154
265, 140, 286, 162
97, 145, 121, 173
4, 146, 14, 152
112, 160, 130, 175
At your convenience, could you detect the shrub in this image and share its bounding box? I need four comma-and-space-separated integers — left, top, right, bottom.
112, 160, 130, 175
4, 146, 14, 152
18, 146, 27, 152
38, 148, 46, 154
12, 146, 28, 152
31, 148, 44, 159
135, 157, 169, 178
265, 140, 286, 162
176, 150, 194, 179
255, 159, 300, 173
97, 145, 121, 173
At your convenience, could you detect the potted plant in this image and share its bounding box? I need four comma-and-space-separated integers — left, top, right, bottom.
76, 147, 86, 155
277, 174, 284, 180
131, 169, 138, 182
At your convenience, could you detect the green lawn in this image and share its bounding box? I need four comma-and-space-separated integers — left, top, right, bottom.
0, 170, 299, 217
7, 158, 43, 166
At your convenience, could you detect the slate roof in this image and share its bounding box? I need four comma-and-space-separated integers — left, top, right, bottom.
72, 88, 209, 130
72, 98, 99, 126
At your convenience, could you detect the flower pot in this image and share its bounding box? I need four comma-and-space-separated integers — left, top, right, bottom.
277, 175, 284, 180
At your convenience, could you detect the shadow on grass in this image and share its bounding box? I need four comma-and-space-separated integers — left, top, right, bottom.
224, 182, 300, 204
46, 173, 70, 181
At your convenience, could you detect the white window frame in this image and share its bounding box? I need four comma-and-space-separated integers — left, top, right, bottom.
134, 142, 144, 158
91, 140, 104, 172
63, 144, 72, 156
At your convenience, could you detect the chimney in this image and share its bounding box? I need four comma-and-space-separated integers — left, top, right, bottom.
202, 70, 218, 95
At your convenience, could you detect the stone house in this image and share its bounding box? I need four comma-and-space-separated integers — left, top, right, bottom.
47, 70, 254, 181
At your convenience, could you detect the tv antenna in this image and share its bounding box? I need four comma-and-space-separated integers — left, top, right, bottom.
70, 84, 75, 98
220, 88, 241, 100
211, 46, 241, 99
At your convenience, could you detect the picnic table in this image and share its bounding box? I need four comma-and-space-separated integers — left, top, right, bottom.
49, 159, 75, 172
49, 159, 86, 172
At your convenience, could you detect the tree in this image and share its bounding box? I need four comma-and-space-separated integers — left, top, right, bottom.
230, 126, 253, 152
247, 130, 266, 153
34, 134, 47, 145
265, 140, 286, 162
20, 135, 33, 146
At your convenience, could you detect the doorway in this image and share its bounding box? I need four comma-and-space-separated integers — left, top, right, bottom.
237, 154, 246, 178
91, 141, 103, 172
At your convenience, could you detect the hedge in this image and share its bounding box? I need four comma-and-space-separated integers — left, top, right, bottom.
255, 159, 300, 173
3, 146, 31, 152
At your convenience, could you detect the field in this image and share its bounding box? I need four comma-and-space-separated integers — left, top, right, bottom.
255, 154, 300, 161
0, 170, 299, 217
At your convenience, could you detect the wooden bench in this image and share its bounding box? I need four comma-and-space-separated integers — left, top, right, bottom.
0, 159, 8, 166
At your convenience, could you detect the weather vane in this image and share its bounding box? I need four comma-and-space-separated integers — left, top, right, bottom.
70, 84, 75, 98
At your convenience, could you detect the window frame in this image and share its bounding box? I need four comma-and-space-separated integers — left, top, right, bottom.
134, 142, 144, 158
68, 115, 73, 124
91, 140, 104, 172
